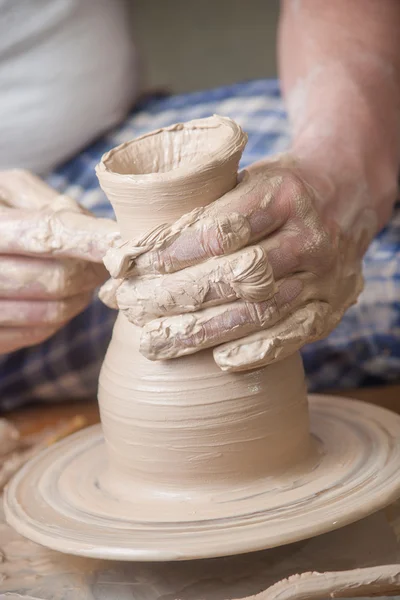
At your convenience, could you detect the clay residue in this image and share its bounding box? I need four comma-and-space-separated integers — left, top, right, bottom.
262, 565, 400, 599
213, 301, 333, 371
138, 299, 332, 363
117, 246, 275, 326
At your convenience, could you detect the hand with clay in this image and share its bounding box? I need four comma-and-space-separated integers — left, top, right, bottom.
103, 156, 372, 371
0, 170, 118, 355
102, 0, 400, 372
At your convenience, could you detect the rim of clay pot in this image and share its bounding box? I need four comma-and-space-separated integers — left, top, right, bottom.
96, 114, 247, 185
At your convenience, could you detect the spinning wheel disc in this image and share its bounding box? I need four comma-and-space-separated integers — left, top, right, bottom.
4, 395, 400, 561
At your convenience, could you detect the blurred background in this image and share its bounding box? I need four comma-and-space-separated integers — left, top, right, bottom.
131, 0, 280, 93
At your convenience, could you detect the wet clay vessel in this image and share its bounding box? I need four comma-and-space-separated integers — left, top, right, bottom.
4, 116, 400, 561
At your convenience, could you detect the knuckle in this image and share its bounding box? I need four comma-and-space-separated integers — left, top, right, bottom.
152, 249, 177, 274
282, 172, 311, 211
266, 171, 313, 228
201, 214, 251, 258
212, 226, 229, 256
136, 248, 174, 275
310, 230, 337, 274
291, 219, 337, 275
285, 171, 309, 198
200, 225, 229, 258
243, 299, 277, 329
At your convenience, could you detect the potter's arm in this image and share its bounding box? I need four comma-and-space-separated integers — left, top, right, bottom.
104, 2, 400, 369
279, 0, 400, 231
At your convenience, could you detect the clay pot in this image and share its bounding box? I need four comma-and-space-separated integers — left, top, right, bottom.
95, 116, 310, 495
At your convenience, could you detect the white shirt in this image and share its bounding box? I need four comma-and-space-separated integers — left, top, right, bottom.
0, 0, 139, 174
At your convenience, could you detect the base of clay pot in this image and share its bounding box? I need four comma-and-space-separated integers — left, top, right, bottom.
5, 395, 400, 561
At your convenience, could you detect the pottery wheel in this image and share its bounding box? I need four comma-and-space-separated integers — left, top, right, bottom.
4, 395, 400, 561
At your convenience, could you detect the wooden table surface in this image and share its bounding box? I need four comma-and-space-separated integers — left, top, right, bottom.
7, 385, 400, 438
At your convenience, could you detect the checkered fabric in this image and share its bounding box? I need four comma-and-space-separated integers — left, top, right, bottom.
1, 79, 399, 411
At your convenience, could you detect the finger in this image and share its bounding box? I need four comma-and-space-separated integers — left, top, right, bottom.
110, 169, 297, 277
253, 227, 327, 282
0, 206, 119, 262
139, 277, 305, 360
0, 293, 92, 326
0, 256, 107, 300
103, 210, 252, 278
135, 172, 288, 274
117, 246, 275, 326
117, 225, 323, 326
0, 169, 84, 211
214, 302, 336, 371
0, 326, 60, 355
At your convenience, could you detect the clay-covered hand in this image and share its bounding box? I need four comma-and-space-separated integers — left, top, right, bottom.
0, 170, 119, 355
104, 156, 374, 371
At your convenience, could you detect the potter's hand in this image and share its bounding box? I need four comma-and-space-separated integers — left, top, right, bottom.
0, 170, 118, 355
104, 155, 376, 371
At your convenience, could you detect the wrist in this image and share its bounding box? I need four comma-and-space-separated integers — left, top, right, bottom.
290, 134, 398, 237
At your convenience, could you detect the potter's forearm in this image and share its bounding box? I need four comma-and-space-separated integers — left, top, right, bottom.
278, 0, 400, 231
